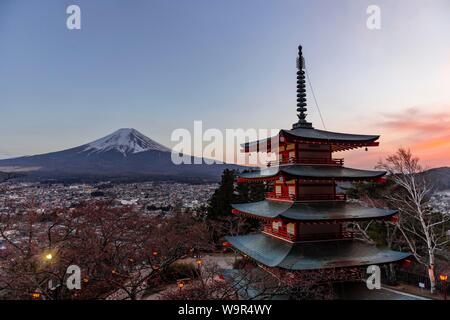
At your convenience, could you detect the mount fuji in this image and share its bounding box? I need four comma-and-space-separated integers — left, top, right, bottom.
0, 128, 240, 182
82, 128, 171, 155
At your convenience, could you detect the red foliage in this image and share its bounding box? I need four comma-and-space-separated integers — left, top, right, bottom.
0, 201, 213, 300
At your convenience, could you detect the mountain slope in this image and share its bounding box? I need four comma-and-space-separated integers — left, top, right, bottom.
0, 129, 241, 181
422, 167, 450, 191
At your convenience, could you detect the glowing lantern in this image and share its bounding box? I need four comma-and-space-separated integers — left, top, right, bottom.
402, 259, 412, 268
439, 274, 448, 282
177, 280, 185, 289
222, 241, 232, 248
45, 253, 53, 261
376, 177, 387, 184
31, 292, 41, 300
390, 215, 399, 224
196, 259, 203, 267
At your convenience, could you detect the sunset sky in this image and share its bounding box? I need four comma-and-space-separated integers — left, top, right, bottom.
0, 0, 449, 169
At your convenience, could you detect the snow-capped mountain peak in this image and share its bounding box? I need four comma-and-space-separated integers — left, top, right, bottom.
83, 128, 171, 155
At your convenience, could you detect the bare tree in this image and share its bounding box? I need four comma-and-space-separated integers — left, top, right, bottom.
377, 148, 450, 293
160, 258, 286, 300
161, 258, 351, 300
350, 190, 402, 283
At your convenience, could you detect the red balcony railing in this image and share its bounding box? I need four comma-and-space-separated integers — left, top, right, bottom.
296, 193, 347, 201
265, 192, 346, 202
262, 225, 355, 242
265, 192, 295, 201
268, 157, 344, 167
262, 225, 296, 241
297, 231, 354, 241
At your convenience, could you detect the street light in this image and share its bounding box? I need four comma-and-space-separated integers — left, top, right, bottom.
45, 253, 53, 261
439, 273, 448, 300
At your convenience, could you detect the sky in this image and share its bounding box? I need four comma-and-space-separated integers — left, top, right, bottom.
0, 0, 449, 169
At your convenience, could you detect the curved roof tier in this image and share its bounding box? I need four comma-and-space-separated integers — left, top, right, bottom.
231, 200, 397, 222
282, 128, 379, 143
238, 165, 386, 181
225, 233, 410, 271
242, 128, 379, 153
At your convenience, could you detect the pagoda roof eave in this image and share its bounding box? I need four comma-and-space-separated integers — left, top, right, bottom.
281, 128, 379, 144
231, 200, 397, 222
241, 128, 380, 151
225, 233, 411, 271
238, 165, 386, 181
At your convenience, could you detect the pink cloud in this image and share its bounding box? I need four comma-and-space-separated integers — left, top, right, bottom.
346, 108, 450, 169
379, 107, 450, 132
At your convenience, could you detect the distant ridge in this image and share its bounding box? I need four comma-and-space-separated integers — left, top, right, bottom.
0, 128, 241, 182
422, 166, 450, 191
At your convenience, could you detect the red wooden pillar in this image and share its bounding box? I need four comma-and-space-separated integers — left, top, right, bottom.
294, 141, 298, 163
295, 179, 298, 200
333, 180, 336, 200
328, 144, 332, 163
293, 221, 298, 240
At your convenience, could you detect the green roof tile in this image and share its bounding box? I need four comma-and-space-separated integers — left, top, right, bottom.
232, 200, 397, 221
226, 233, 410, 270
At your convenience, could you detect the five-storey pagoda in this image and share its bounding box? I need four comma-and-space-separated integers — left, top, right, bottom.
226, 46, 409, 273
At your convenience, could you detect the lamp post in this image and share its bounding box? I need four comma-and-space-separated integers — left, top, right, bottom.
177, 280, 185, 291
439, 273, 448, 300
196, 258, 203, 278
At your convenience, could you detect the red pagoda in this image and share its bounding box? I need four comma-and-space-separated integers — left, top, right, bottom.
226, 45, 409, 273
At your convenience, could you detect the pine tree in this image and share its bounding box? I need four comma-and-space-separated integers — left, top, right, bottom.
207, 169, 267, 219
207, 169, 236, 219
206, 169, 267, 246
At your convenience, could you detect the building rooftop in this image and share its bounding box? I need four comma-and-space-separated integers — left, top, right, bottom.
238, 165, 386, 181
231, 200, 397, 222
226, 233, 410, 271
242, 128, 379, 152
282, 127, 379, 143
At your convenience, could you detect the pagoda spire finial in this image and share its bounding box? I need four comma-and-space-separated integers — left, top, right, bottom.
292, 45, 313, 129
